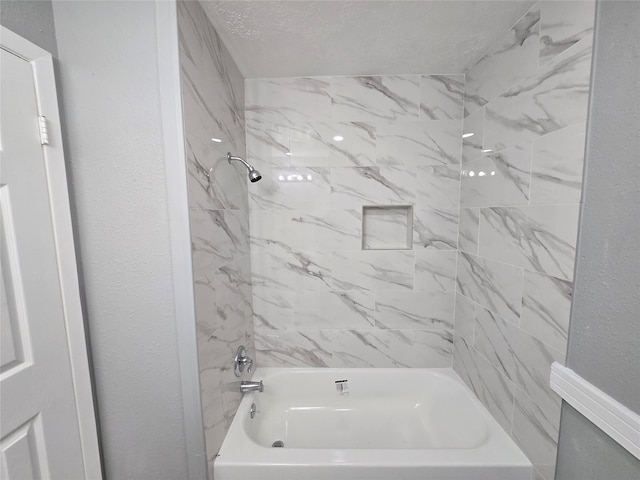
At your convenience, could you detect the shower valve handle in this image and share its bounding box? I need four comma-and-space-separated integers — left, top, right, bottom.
234, 345, 254, 377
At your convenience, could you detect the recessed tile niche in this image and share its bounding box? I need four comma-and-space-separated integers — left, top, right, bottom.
362, 205, 413, 250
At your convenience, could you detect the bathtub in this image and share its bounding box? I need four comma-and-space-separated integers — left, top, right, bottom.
214, 368, 532, 480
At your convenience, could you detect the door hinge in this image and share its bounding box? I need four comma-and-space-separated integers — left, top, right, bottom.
38, 116, 49, 145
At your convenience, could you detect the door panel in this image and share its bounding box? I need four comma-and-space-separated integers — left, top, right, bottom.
1, 186, 28, 374
0, 47, 86, 478
1, 416, 48, 479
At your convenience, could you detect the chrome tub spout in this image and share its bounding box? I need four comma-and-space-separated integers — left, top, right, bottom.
240, 380, 264, 394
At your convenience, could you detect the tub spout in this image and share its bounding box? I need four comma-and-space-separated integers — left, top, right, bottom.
240, 380, 264, 394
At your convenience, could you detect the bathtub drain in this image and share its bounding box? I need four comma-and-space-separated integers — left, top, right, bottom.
272, 440, 284, 448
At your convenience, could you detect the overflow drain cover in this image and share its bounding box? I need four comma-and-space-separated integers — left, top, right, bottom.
272, 440, 284, 448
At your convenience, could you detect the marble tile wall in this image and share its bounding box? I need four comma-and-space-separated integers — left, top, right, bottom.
246, 73, 464, 368
453, 2, 595, 480
177, 1, 255, 473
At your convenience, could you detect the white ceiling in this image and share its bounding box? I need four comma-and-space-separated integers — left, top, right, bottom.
200, 0, 535, 79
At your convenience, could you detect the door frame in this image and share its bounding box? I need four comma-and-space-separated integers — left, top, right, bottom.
155, 2, 208, 478
1, 26, 102, 479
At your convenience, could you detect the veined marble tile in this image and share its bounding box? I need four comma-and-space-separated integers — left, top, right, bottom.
330, 166, 416, 209
462, 107, 484, 164
186, 137, 248, 211
374, 291, 454, 330
458, 208, 480, 255
251, 245, 332, 292
413, 208, 459, 250
454, 293, 476, 342
512, 388, 561, 480
197, 0, 245, 120
478, 204, 580, 281
245, 118, 290, 168
521, 271, 572, 355
416, 165, 461, 210
250, 209, 361, 252
181, 70, 223, 152
289, 121, 376, 167
245, 77, 331, 124
530, 123, 586, 204
332, 250, 414, 291
191, 209, 249, 277
415, 251, 457, 292
331, 75, 420, 123
181, 61, 230, 154
255, 330, 332, 367
376, 120, 462, 166
195, 290, 246, 371
220, 366, 244, 438
295, 291, 375, 329
247, 209, 284, 249
198, 368, 226, 462
484, 36, 593, 152
464, 6, 540, 115
251, 285, 294, 331
181, 36, 245, 155
245, 329, 256, 368
330, 329, 453, 368
182, 52, 245, 146
179, 0, 251, 461
178, 0, 206, 71
201, 51, 245, 139
453, 336, 515, 433
540, 1, 595, 64
193, 255, 251, 332
193, 279, 219, 334
474, 306, 564, 417
461, 144, 532, 208
293, 209, 362, 251
456, 252, 523, 324
209, 257, 253, 323
420, 75, 465, 120
249, 166, 331, 211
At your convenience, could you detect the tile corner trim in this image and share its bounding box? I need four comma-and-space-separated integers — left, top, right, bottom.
550, 362, 640, 461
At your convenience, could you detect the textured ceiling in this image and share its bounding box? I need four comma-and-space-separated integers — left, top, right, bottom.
200, 0, 535, 78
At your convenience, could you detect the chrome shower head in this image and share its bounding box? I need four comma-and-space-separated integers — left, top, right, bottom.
227, 153, 262, 183
248, 169, 262, 183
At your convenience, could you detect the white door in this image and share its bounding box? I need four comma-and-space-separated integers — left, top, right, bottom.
0, 28, 101, 479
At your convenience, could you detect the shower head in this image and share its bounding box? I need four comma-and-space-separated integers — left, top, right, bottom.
248, 169, 262, 183
227, 153, 262, 183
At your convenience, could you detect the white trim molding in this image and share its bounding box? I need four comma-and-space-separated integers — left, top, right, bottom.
154, 1, 207, 479
551, 362, 640, 460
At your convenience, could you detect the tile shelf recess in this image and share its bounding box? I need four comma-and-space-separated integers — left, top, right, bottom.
362, 205, 413, 250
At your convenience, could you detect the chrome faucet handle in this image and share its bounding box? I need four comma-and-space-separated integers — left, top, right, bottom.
246, 358, 253, 374
234, 345, 253, 377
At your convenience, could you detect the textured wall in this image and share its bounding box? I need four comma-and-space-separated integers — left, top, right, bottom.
245, 74, 464, 367
1, 0, 58, 56
177, 1, 255, 473
200, 0, 535, 78
52, 1, 190, 478
561, 0, 640, 414
556, 1, 640, 478
557, 405, 640, 480
451, 2, 595, 480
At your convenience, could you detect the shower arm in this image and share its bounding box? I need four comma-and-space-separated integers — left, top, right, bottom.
227, 153, 254, 171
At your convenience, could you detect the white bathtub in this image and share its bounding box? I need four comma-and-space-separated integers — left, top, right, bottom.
214, 368, 532, 480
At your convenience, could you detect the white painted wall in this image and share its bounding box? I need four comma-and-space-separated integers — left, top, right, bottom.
0, 0, 58, 56
51, 1, 203, 478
